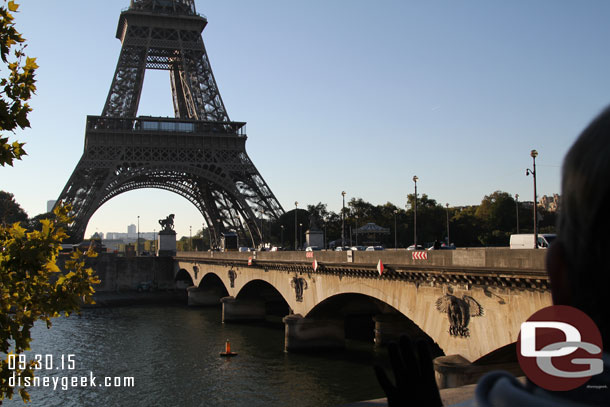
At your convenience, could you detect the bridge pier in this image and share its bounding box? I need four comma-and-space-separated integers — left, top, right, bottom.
283, 314, 345, 352
220, 296, 266, 322
187, 287, 223, 306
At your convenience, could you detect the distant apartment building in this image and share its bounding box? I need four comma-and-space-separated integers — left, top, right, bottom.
127, 224, 136, 237
538, 194, 560, 212
104, 231, 155, 241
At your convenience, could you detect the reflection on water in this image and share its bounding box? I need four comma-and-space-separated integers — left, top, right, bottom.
4, 306, 385, 407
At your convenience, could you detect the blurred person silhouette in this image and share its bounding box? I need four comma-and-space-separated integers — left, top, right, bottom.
375, 106, 610, 406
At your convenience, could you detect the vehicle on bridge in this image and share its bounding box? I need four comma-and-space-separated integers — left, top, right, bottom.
428, 243, 456, 250
365, 246, 384, 251
509, 234, 556, 249
350, 246, 367, 251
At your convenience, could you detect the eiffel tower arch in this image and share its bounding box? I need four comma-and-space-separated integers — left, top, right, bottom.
55, 0, 284, 246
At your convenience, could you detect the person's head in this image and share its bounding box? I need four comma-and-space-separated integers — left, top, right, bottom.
548, 105, 610, 348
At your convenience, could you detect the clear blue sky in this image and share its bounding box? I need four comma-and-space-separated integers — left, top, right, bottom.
4, 0, 610, 239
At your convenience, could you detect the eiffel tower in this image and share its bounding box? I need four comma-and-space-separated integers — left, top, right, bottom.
56, 0, 284, 246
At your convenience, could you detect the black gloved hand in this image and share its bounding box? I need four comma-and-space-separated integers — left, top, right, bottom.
374, 335, 443, 407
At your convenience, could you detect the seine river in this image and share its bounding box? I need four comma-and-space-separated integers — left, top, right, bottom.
4, 305, 386, 407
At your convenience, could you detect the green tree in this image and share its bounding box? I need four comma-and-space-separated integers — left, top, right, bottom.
275, 209, 310, 249
476, 191, 516, 245
0, 190, 27, 224
450, 206, 483, 247
0, 2, 99, 402
0, 1, 35, 167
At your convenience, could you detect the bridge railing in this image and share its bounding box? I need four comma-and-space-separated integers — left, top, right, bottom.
175, 248, 546, 272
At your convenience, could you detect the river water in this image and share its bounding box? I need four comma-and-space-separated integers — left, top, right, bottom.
4, 305, 386, 407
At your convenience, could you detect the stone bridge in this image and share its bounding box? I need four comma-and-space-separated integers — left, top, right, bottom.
174, 249, 551, 362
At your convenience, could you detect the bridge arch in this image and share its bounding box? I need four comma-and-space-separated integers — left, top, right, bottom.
198, 272, 229, 297
306, 292, 444, 355
236, 279, 291, 320
175, 268, 194, 289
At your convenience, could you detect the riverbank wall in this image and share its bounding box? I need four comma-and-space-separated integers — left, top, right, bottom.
58, 253, 184, 307
85, 290, 188, 308
58, 252, 176, 292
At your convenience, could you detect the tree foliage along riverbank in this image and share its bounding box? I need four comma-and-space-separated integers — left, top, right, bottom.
0, 1, 99, 403
184, 191, 557, 250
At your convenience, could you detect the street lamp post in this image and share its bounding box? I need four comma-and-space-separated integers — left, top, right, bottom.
294, 201, 298, 250
393, 209, 398, 250
412, 176, 418, 249
324, 223, 327, 249
137, 215, 140, 256
341, 191, 346, 248
445, 203, 450, 246
299, 223, 303, 249
189, 225, 192, 251
354, 215, 359, 246
515, 194, 520, 234
280, 225, 284, 247
215, 218, 221, 251
153, 229, 156, 255
258, 208, 264, 248
206, 222, 212, 250
526, 150, 539, 248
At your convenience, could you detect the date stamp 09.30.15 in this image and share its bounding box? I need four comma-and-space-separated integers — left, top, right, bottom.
6, 353, 135, 391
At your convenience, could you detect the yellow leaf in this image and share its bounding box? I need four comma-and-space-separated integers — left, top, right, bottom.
45, 261, 60, 273
25, 57, 38, 70
8, 1, 19, 12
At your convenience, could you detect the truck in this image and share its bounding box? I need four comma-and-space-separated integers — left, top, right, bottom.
509, 233, 556, 249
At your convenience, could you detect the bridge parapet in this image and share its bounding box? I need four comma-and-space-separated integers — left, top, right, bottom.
176, 248, 548, 290
177, 248, 546, 270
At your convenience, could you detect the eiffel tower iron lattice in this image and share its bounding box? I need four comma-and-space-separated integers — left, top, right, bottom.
55, 0, 284, 246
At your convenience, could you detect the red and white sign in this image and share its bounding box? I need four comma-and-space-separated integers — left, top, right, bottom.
306, 252, 314, 258
412, 251, 428, 260
248, 257, 253, 266
313, 259, 318, 271
377, 260, 384, 276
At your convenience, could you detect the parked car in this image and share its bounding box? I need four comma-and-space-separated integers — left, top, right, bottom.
238, 247, 252, 252
427, 243, 456, 250
350, 246, 366, 251
365, 246, 384, 251
407, 244, 425, 251
305, 246, 321, 251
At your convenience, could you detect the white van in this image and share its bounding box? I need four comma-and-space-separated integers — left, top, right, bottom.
509, 234, 556, 249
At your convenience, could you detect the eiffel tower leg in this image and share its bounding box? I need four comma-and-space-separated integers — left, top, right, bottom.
176, 49, 229, 121
55, 160, 116, 243
102, 45, 148, 117
170, 60, 189, 118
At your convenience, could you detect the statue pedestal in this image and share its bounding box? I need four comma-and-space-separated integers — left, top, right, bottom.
157, 230, 176, 256
306, 229, 324, 248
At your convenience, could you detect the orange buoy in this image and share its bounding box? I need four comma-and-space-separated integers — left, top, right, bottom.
220, 339, 238, 357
